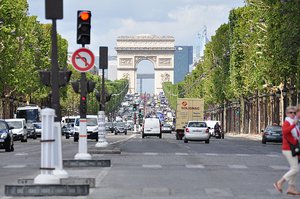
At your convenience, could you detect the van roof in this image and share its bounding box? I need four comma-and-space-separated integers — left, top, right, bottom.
5, 118, 26, 122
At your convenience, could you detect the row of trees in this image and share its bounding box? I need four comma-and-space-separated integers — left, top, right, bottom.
164, 0, 300, 131
0, 0, 128, 118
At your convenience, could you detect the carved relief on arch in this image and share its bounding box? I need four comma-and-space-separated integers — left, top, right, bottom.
159, 58, 171, 66
119, 58, 133, 66
134, 56, 157, 65
161, 72, 171, 83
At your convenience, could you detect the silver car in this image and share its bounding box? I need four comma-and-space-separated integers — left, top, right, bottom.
184, 121, 210, 144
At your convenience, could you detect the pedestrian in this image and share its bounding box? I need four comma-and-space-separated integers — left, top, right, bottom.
274, 106, 300, 195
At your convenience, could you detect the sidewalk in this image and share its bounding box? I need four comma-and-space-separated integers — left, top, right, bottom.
226, 132, 262, 141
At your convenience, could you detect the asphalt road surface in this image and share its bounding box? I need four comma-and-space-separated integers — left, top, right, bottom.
0, 132, 295, 199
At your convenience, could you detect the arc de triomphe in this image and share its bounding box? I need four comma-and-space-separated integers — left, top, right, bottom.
115, 34, 175, 94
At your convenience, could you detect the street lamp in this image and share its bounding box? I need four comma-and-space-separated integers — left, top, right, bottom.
282, 85, 288, 118
290, 85, 296, 105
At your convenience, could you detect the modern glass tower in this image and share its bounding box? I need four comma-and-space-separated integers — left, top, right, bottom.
174, 46, 193, 83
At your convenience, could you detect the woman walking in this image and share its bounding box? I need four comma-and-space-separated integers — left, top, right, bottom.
274, 106, 300, 195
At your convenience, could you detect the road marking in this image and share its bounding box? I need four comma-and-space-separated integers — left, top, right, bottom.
186, 164, 205, 169
143, 152, 158, 155
175, 153, 188, 156
270, 165, 289, 170
266, 154, 281, 158
228, 164, 248, 169
15, 152, 28, 156
109, 134, 137, 145
143, 165, 162, 168
205, 188, 233, 197
89, 167, 111, 195
3, 165, 27, 168
204, 153, 219, 156
235, 154, 251, 157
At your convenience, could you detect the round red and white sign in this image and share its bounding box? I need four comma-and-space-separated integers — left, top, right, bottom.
71, 48, 95, 72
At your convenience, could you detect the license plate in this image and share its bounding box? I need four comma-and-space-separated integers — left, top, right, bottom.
0, 139, 4, 142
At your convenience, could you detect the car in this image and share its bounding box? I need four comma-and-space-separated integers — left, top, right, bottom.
142, 117, 162, 139
114, 122, 127, 135
5, 119, 28, 142
73, 115, 99, 142
261, 125, 282, 144
184, 121, 210, 144
126, 120, 134, 131
26, 122, 37, 139
33, 122, 42, 137
161, 123, 172, 134
62, 123, 74, 139
0, 120, 14, 152
105, 122, 115, 133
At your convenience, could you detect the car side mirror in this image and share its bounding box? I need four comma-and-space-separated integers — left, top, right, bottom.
207, 127, 211, 129
24, 126, 27, 129
261, 129, 264, 132
9, 126, 14, 130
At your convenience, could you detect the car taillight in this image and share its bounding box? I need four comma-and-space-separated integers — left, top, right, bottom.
185, 128, 189, 133
206, 128, 209, 133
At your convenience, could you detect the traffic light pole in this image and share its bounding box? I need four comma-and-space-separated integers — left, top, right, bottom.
75, 47, 92, 160
95, 48, 108, 148
50, 19, 68, 178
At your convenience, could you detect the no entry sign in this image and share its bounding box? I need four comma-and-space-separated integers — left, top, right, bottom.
71, 48, 95, 72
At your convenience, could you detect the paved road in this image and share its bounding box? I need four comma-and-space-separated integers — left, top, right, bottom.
0, 132, 295, 199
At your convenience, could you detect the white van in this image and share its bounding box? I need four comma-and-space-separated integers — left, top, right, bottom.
73, 115, 99, 142
142, 118, 162, 139
5, 119, 28, 142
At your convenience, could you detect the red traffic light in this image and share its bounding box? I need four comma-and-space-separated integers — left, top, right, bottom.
81, 96, 86, 101
79, 11, 90, 21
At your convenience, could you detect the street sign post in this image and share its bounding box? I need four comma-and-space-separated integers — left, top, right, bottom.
71, 48, 95, 72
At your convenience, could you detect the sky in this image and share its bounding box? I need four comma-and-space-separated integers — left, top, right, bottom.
27, 0, 245, 56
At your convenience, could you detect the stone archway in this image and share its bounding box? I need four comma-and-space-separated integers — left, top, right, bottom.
115, 34, 175, 94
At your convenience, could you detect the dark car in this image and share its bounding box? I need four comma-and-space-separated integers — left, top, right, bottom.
262, 125, 282, 144
62, 123, 74, 139
114, 122, 127, 135
105, 122, 115, 133
0, 120, 14, 152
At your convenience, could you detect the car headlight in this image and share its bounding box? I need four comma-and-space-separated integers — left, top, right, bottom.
1, 133, 8, 139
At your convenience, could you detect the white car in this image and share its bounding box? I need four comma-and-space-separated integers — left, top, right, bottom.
5, 119, 28, 142
142, 118, 162, 139
184, 121, 210, 144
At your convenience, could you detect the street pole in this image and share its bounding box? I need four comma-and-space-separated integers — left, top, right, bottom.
50, 19, 68, 178
75, 44, 92, 159
96, 46, 108, 148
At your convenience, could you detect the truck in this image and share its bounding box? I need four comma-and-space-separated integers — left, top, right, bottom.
175, 98, 204, 140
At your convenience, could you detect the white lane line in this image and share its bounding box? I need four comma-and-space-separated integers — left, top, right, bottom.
235, 154, 251, 157
89, 167, 111, 195
266, 154, 281, 158
109, 134, 137, 145
204, 153, 219, 156
3, 165, 27, 168
175, 153, 188, 156
143, 165, 162, 168
270, 165, 289, 170
143, 152, 158, 155
186, 164, 205, 169
228, 165, 248, 169
15, 152, 28, 156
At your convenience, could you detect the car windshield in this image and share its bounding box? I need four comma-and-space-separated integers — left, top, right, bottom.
33, 123, 42, 129
163, 124, 171, 127
188, 122, 207, 128
266, 126, 282, 131
0, 122, 7, 130
116, 122, 126, 127
87, 118, 97, 126
7, 121, 22, 129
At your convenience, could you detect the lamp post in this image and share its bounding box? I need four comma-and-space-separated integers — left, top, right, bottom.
275, 89, 281, 125
282, 85, 288, 119
290, 85, 296, 106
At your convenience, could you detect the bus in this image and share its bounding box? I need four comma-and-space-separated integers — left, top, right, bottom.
16, 105, 41, 123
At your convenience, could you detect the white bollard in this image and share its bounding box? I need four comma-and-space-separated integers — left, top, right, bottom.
74, 118, 92, 160
95, 111, 108, 147
52, 121, 68, 178
34, 108, 60, 184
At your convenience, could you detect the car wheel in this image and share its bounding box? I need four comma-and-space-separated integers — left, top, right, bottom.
221, 134, 224, 139
125, 132, 127, 135
74, 137, 78, 142
33, 134, 37, 140
262, 138, 266, 144
66, 135, 70, 139
205, 140, 210, 144
96, 137, 99, 142
5, 142, 13, 152
184, 139, 188, 143
115, 132, 117, 135
21, 136, 26, 142
142, 133, 145, 138
159, 134, 162, 139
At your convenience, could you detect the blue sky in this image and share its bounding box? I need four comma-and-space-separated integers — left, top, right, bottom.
27, 0, 245, 56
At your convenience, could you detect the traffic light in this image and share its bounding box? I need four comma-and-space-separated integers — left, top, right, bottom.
133, 104, 136, 111
71, 81, 80, 93
87, 80, 95, 93
39, 70, 51, 87
80, 95, 87, 114
77, 10, 91, 45
59, 70, 72, 87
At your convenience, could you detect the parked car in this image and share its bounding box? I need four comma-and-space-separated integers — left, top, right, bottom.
33, 122, 42, 137
114, 122, 127, 135
184, 121, 210, 144
26, 122, 37, 139
105, 122, 115, 133
261, 125, 282, 144
161, 123, 172, 134
142, 117, 162, 139
0, 119, 14, 152
62, 123, 74, 139
126, 120, 134, 131
5, 119, 28, 142
74, 115, 99, 142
